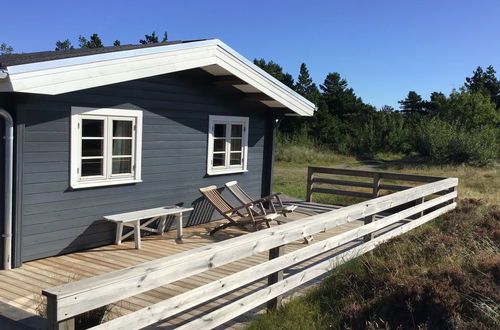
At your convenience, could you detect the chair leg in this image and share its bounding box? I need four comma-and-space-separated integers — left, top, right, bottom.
210, 222, 236, 236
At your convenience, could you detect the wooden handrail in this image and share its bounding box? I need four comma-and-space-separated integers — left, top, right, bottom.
42, 173, 458, 330
306, 166, 447, 203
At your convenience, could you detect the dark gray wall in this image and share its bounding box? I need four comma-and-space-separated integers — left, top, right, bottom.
15, 69, 277, 262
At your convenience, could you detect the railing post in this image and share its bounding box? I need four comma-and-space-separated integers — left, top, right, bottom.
306, 167, 314, 202
415, 197, 425, 218
450, 185, 457, 204
267, 245, 285, 310
364, 173, 380, 242
46, 296, 75, 330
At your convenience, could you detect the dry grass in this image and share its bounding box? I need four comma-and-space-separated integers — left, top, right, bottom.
249, 200, 500, 330
273, 146, 499, 206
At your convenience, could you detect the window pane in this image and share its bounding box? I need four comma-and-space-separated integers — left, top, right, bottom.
230, 152, 242, 165
81, 159, 103, 176
82, 119, 104, 137
214, 124, 226, 138
113, 139, 132, 156
213, 139, 225, 152
82, 139, 103, 157
213, 153, 225, 167
112, 158, 132, 174
231, 124, 243, 137
230, 138, 242, 151
113, 120, 133, 137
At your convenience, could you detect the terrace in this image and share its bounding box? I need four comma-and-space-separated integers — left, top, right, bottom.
0, 167, 458, 330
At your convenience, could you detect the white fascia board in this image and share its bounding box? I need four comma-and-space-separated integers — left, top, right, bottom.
3, 39, 315, 116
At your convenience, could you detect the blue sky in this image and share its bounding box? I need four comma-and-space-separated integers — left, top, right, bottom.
2, 0, 499, 109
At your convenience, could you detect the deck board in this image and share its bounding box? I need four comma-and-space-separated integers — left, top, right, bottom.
0, 200, 409, 329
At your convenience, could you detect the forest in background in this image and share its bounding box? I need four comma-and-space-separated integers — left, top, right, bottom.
254, 59, 500, 166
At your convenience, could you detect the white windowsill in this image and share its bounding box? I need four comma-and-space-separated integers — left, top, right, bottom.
207, 169, 248, 176
71, 179, 143, 189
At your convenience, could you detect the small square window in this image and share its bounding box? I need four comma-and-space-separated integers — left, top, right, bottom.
207, 116, 248, 175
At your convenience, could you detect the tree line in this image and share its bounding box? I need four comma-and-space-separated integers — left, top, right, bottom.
0, 31, 169, 55
254, 60, 500, 166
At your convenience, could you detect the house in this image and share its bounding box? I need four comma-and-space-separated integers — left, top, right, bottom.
0, 39, 315, 270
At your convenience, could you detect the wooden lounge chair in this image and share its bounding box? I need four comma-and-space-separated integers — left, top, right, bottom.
199, 185, 282, 235
225, 181, 313, 243
224, 181, 297, 217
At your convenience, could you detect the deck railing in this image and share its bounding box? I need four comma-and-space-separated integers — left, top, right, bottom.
42, 168, 458, 330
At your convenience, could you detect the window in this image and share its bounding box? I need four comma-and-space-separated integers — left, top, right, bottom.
207, 115, 249, 175
71, 107, 143, 188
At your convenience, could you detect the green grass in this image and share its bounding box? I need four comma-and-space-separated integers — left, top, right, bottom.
249, 145, 500, 329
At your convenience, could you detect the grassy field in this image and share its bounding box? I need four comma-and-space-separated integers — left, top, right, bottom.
249, 145, 499, 329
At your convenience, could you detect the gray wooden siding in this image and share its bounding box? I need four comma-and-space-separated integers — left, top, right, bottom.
16, 69, 276, 262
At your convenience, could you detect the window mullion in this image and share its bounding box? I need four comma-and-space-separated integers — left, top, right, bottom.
105, 117, 111, 179
225, 124, 231, 169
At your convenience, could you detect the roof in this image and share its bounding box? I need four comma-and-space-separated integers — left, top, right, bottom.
0, 40, 204, 68
0, 39, 315, 116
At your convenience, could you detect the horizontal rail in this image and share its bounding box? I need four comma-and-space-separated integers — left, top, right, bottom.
379, 183, 411, 191
43, 177, 458, 327
311, 187, 373, 199
308, 166, 445, 182
311, 177, 373, 189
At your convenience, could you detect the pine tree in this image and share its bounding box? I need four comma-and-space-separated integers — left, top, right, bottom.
295, 63, 313, 96
253, 59, 294, 89
465, 65, 500, 107
0, 43, 13, 55
79, 34, 104, 48
140, 32, 159, 44
113, 40, 121, 46
55, 39, 74, 51
398, 91, 425, 114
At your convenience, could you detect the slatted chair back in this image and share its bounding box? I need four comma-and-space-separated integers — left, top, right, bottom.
199, 185, 235, 215
225, 181, 254, 205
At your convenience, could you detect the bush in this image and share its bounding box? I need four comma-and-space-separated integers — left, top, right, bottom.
416, 118, 499, 166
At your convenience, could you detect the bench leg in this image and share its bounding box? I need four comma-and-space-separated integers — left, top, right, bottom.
115, 223, 124, 245
176, 213, 184, 243
157, 215, 167, 235
134, 220, 141, 249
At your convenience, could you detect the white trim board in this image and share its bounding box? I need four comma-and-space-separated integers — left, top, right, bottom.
0, 40, 315, 116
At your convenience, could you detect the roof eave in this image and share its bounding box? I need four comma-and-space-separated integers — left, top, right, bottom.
2, 40, 315, 116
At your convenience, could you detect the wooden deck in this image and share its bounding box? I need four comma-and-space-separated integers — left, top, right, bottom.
0, 201, 392, 329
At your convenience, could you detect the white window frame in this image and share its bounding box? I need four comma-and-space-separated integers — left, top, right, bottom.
207, 115, 249, 176
70, 107, 143, 189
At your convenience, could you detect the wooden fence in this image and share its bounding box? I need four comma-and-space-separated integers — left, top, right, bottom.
42, 168, 458, 330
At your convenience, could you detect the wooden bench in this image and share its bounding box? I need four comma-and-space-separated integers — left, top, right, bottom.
104, 206, 193, 249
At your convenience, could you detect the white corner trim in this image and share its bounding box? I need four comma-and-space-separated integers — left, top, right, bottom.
4, 40, 315, 116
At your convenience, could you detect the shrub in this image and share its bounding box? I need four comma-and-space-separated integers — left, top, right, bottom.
416, 118, 499, 166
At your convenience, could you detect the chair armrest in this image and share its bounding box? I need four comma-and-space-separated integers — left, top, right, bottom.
224, 192, 284, 213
